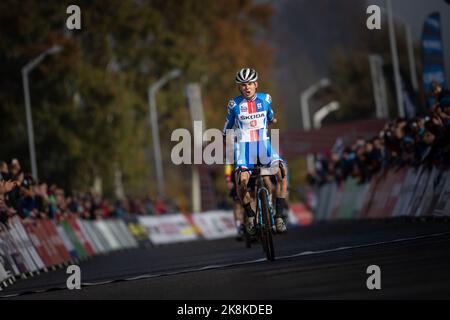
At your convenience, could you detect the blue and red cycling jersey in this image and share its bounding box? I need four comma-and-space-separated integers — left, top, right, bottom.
223, 92, 282, 169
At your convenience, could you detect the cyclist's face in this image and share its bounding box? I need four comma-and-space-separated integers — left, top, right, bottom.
239, 82, 258, 100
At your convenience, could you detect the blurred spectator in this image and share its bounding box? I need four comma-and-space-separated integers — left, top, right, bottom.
0, 180, 17, 195
113, 199, 126, 218
166, 198, 179, 213
10, 158, 24, 185
0, 161, 11, 181
431, 80, 450, 105
143, 196, 156, 215
308, 88, 450, 187
18, 173, 37, 218
155, 198, 168, 215
0, 157, 182, 226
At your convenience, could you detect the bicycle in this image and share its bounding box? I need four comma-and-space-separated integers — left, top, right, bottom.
241, 162, 278, 261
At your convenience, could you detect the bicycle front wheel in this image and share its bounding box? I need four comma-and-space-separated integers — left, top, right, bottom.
260, 191, 275, 261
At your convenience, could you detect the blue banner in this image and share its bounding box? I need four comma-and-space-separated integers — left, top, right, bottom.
421, 12, 447, 107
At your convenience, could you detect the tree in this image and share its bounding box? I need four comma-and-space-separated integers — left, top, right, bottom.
0, 0, 275, 204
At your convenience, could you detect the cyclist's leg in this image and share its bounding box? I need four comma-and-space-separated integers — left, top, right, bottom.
236, 169, 257, 234
236, 142, 256, 215
274, 161, 287, 198
256, 139, 287, 233
262, 139, 287, 215
237, 170, 253, 213
273, 160, 288, 233
235, 142, 257, 234
263, 137, 288, 232
258, 139, 275, 197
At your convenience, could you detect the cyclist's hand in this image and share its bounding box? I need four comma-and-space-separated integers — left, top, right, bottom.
269, 118, 277, 126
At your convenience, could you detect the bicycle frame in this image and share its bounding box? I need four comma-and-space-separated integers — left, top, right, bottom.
253, 169, 275, 232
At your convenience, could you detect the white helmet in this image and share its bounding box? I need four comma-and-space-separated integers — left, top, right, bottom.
235, 68, 258, 84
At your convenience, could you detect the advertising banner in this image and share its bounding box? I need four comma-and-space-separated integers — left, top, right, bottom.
409, 168, 431, 216
8, 219, 38, 272
383, 169, 407, 217
337, 178, 359, 219
67, 217, 95, 256
22, 221, 53, 268
0, 223, 27, 275
60, 220, 88, 259
44, 220, 71, 263
0, 223, 19, 278
433, 172, 450, 216
94, 220, 121, 251
192, 211, 236, 240
138, 214, 199, 245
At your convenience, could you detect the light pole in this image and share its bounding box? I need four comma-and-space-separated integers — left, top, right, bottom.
148, 69, 182, 199
405, 24, 419, 92
369, 55, 389, 119
300, 78, 330, 131
313, 101, 340, 129
380, 5, 419, 92
21, 45, 62, 181
386, 0, 405, 118
300, 78, 331, 172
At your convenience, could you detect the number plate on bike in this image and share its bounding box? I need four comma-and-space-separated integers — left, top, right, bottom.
259, 163, 279, 176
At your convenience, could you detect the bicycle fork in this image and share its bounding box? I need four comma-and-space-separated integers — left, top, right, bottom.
257, 185, 275, 230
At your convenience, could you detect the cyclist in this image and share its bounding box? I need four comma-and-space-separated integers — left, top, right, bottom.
223, 68, 288, 235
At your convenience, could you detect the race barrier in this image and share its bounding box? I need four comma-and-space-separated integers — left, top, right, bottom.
287, 203, 314, 227
314, 165, 450, 221
0, 217, 138, 291
138, 214, 200, 245
191, 210, 238, 240
134, 207, 312, 245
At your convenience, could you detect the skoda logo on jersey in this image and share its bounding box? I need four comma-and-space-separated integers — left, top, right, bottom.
257, 103, 262, 110
250, 120, 257, 127
240, 113, 264, 121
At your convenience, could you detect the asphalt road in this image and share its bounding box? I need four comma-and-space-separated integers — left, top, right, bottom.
2, 218, 450, 300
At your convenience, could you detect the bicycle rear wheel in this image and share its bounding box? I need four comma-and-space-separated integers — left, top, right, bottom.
260, 191, 275, 261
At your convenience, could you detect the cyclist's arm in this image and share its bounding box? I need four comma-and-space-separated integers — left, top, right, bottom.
266, 94, 275, 124
223, 100, 237, 159
223, 100, 236, 137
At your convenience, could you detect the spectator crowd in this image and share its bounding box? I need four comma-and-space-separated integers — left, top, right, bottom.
308, 82, 450, 186
0, 158, 180, 227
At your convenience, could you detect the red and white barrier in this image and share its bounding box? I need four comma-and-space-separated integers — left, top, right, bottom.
0, 216, 140, 288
